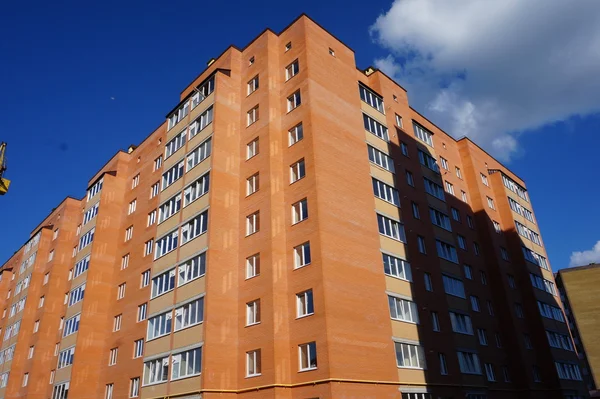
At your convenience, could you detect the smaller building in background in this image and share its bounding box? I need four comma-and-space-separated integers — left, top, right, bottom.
556, 263, 600, 397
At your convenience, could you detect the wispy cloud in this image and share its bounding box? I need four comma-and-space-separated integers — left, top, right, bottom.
569, 241, 600, 267
370, 0, 600, 162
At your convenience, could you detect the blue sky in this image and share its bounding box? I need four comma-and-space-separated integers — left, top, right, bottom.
1, 0, 599, 269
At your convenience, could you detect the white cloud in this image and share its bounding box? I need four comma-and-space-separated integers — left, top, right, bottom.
569, 241, 600, 267
370, 0, 600, 162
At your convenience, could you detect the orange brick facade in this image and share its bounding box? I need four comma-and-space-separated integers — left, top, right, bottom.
0, 14, 588, 399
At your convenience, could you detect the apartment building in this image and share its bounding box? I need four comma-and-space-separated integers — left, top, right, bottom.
556, 264, 600, 397
0, 14, 588, 399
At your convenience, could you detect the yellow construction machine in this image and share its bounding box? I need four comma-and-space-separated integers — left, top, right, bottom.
0, 142, 10, 195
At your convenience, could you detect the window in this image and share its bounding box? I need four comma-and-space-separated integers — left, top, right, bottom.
515, 221, 542, 245
155, 230, 178, 259
125, 226, 133, 242
436, 240, 458, 263
359, 83, 385, 113
34, 320, 39, 333
383, 253, 412, 281
74, 255, 90, 278
363, 114, 389, 141
178, 252, 206, 286
139, 241, 152, 259
134, 339, 144, 358
285, 59, 299, 80
289, 199, 310, 228
522, 246, 549, 270
167, 100, 190, 130
0, 372, 8, 388
132, 175, 140, 189
480, 271, 487, 285
424, 272, 433, 291
533, 365, 542, 382
430, 208, 451, 231
530, 273, 557, 295
39, 295, 45, 308
247, 105, 259, 126
457, 235, 467, 250
246, 300, 260, 325
87, 178, 103, 200
440, 157, 449, 170
477, 329, 488, 346
418, 150, 440, 173
439, 353, 448, 375
151, 268, 176, 298
508, 197, 536, 223
443, 275, 465, 298
406, 171, 415, 186
147, 311, 172, 340
432, 312, 440, 332
22, 373, 29, 387
143, 356, 169, 385
186, 137, 212, 171
299, 342, 318, 371
395, 114, 403, 127
79, 227, 95, 250
150, 182, 159, 198
373, 179, 400, 205
515, 303, 524, 318
138, 303, 147, 322
470, 296, 480, 312
537, 301, 564, 322
172, 347, 202, 380
394, 341, 426, 369
288, 123, 304, 146
487, 197, 495, 210
294, 242, 311, 268
290, 159, 306, 183
411, 202, 420, 219
63, 314, 81, 337
50, 370, 55, 384
413, 123, 434, 147
285, 42, 292, 51
113, 314, 122, 332
502, 174, 529, 202
53, 228, 59, 240
246, 253, 260, 278
58, 347, 75, 368
417, 236, 427, 254
48, 250, 54, 261
444, 181, 455, 195
246, 173, 259, 196
502, 366, 511, 382
461, 190, 468, 203
555, 362, 582, 380
246, 211, 260, 236
249, 56, 255, 65
367, 145, 395, 172
424, 178, 445, 200
52, 381, 69, 399
388, 295, 418, 323
474, 242, 481, 255
147, 210, 157, 226
287, 90, 301, 112
141, 269, 150, 288
109, 348, 118, 366
181, 210, 208, 244
117, 283, 126, 300
457, 352, 481, 374
175, 298, 204, 330
329, 47, 335, 56
377, 214, 406, 242
154, 156, 162, 171
484, 363, 496, 382
246, 138, 259, 160
130, 377, 140, 398
546, 330, 574, 351
188, 106, 213, 139
455, 167, 462, 179
297, 290, 314, 318
69, 284, 85, 306
487, 301, 494, 316
401, 142, 409, 156
161, 160, 184, 190
247, 350, 261, 377
165, 130, 186, 158
247, 75, 259, 95
43, 272, 49, 285
449, 312, 473, 335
